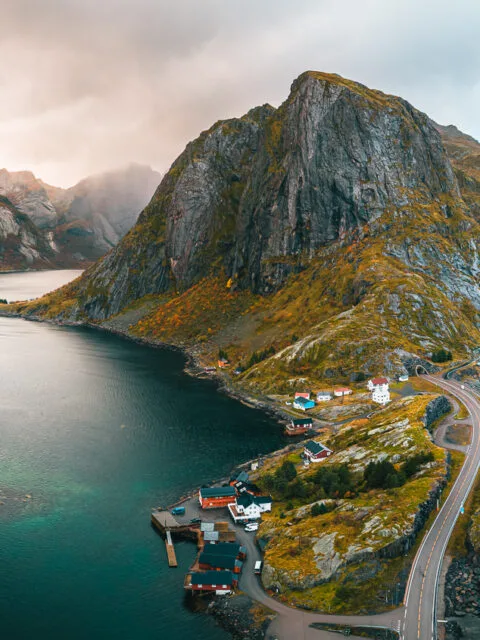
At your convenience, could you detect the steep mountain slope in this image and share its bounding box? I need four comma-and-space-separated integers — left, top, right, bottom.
0, 195, 55, 270
0, 165, 160, 268
9, 71, 480, 387
435, 123, 480, 220
49, 163, 161, 262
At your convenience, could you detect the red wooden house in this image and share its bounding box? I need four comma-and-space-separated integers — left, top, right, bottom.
186, 570, 236, 595
304, 440, 332, 463
199, 486, 237, 509
285, 417, 313, 436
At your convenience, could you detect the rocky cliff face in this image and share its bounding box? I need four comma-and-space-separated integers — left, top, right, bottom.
0, 164, 160, 268
0, 196, 55, 269
9, 71, 480, 387
0, 169, 59, 230
63, 71, 464, 318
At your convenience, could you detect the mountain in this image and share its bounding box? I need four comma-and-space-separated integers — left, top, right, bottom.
434, 122, 480, 220
9, 71, 480, 389
0, 169, 59, 230
0, 195, 55, 270
0, 164, 161, 268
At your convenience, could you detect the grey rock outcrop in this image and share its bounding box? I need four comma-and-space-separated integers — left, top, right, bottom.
61, 71, 463, 320
423, 395, 452, 430
0, 195, 55, 269
0, 164, 160, 268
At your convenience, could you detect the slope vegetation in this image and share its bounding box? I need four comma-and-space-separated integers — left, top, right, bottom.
5, 71, 480, 388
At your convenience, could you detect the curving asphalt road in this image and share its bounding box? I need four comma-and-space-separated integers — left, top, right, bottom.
402, 376, 480, 640
237, 375, 480, 640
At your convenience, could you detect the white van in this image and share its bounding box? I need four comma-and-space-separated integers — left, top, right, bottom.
254, 561, 263, 575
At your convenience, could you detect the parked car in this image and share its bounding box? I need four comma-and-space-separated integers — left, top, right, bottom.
189, 517, 202, 524
171, 506, 185, 516
254, 560, 263, 574
245, 522, 259, 532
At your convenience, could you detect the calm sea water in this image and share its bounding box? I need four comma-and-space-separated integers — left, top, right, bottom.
0, 271, 287, 640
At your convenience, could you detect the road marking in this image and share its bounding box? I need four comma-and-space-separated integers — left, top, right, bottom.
406, 378, 480, 639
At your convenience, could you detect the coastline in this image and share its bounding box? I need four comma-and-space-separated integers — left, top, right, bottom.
0, 307, 294, 427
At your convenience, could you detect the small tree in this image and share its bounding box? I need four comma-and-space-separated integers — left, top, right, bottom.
431, 348, 452, 363
277, 460, 297, 482
311, 502, 328, 517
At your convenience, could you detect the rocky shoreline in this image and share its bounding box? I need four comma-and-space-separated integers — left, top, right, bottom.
207, 594, 275, 640
445, 557, 480, 639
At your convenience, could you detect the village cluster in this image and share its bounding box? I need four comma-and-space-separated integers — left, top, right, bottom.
154, 374, 409, 596
152, 471, 274, 596
288, 375, 405, 418
185, 473, 272, 594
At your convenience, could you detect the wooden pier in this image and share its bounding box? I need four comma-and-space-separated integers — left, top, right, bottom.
165, 529, 178, 567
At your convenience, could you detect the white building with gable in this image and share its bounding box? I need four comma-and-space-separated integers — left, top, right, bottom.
368, 377, 390, 405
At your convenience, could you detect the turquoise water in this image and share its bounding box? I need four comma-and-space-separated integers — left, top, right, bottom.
0, 273, 287, 640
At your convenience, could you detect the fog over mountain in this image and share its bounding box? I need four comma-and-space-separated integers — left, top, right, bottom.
0, 0, 479, 186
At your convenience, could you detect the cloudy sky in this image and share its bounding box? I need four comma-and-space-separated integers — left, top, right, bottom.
1, 0, 479, 187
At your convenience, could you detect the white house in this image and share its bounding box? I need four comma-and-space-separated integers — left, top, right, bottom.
368, 377, 390, 404
372, 386, 390, 405
227, 494, 272, 523
316, 391, 332, 402
367, 377, 389, 392
333, 387, 352, 397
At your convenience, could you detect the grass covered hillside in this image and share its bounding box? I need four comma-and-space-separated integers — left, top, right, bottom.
3, 72, 480, 392
252, 394, 449, 612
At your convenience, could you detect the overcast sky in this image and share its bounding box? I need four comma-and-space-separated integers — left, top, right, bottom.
0, 0, 479, 187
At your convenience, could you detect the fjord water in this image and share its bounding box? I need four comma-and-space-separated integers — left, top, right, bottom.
0, 271, 287, 640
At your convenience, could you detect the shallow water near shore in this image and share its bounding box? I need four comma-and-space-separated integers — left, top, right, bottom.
0, 271, 287, 639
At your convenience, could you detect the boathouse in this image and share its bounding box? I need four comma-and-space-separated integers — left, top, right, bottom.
285, 417, 313, 435
198, 551, 243, 573
199, 486, 237, 509
186, 570, 236, 594
304, 440, 332, 463
203, 541, 246, 559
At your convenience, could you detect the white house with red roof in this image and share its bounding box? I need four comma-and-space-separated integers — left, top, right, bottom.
368, 377, 390, 404
367, 377, 389, 391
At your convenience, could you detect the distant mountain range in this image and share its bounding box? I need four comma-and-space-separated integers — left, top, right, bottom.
0, 164, 161, 269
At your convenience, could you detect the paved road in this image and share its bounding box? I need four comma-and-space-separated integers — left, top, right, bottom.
402, 376, 480, 640
167, 375, 480, 639
244, 376, 480, 640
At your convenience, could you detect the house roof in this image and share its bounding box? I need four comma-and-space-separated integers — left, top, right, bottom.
371, 377, 388, 385
294, 396, 314, 405
235, 470, 249, 483
237, 493, 271, 508
190, 570, 233, 585
334, 387, 351, 393
236, 494, 256, 508
292, 418, 313, 426
204, 542, 241, 556
317, 391, 332, 396
199, 553, 241, 570
304, 440, 331, 456
236, 480, 261, 494
200, 486, 237, 499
